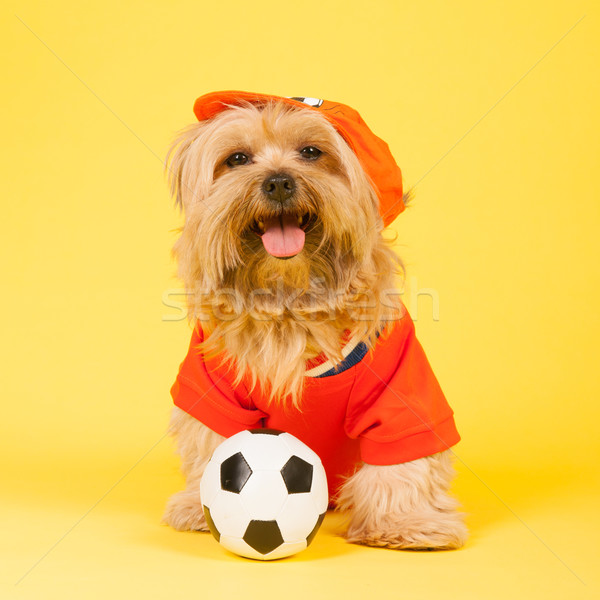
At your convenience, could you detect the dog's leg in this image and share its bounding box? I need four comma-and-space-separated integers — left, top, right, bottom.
162, 407, 225, 531
337, 450, 467, 549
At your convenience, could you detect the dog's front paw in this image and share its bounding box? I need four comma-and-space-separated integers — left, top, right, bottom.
162, 489, 208, 532
345, 509, 467, 550
338, 455, 468, 550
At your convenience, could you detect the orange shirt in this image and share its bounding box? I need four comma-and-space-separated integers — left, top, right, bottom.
171, 311, 460, 499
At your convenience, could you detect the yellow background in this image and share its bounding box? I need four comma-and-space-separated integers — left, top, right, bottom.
2, 0, 599, 598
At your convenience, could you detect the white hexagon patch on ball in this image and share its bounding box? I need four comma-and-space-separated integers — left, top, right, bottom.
199, 429, 328, 560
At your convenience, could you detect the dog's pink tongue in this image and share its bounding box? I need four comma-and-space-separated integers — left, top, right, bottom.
261, 214, 305, 257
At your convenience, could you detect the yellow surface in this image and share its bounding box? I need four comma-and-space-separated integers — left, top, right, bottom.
1, 0, 599, 598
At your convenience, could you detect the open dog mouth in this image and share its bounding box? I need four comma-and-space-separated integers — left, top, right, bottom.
250, 212, 315, 258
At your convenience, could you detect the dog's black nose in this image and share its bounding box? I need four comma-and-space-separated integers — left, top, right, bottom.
262, 173, 296, 202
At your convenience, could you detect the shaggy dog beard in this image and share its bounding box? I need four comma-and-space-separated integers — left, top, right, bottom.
167, 101, 404, 405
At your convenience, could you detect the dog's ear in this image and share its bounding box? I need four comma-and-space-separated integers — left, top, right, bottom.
165, 122, 206, 210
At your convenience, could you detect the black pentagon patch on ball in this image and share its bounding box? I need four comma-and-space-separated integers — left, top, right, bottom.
281, 455, 313, 494
220, 452, 252, 493
203, 505, 220, 542
243, 520, 284, 555
306, 512, 326, 546
248, 428, 284, 436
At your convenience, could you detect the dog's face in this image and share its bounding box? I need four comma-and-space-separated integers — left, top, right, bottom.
168, 101, 383, 311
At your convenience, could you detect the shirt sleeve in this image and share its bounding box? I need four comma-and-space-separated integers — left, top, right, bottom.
171, 325, 267, 436
345, 312, 460, 465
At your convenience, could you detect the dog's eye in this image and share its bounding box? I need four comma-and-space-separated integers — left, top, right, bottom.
226, 152, 249, 167
299, 146, 322, 160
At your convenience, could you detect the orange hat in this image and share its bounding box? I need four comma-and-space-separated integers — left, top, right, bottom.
193, 91, 405, 226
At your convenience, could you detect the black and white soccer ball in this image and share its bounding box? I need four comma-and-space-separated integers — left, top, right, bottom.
200, 429, 328, 560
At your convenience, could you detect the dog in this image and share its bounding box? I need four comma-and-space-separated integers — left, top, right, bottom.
162, 91, 467, 550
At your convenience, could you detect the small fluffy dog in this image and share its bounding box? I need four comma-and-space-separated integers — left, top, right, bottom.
163, 91, 467, 549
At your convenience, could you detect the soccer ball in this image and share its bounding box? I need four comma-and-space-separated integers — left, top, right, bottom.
200, 429, 328, 560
